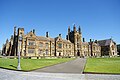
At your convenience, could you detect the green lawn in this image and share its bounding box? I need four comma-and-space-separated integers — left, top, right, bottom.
0, 58, 75, 71
84, 57, 120, 74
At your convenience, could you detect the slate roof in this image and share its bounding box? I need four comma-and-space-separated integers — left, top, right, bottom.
55, 36, 72, 43
97, 39, 112, 46
82, 42, 89, 45
62, 39, 71, 44
36, 36, 50, 41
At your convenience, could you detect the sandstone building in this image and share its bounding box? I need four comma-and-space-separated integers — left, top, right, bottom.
2, 25, 117, 57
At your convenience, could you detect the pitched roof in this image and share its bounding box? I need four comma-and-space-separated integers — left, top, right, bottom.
82, 42, 89, 45
36, 36, 49, 41
62, 39, 71, 44
98, 39, 112, 46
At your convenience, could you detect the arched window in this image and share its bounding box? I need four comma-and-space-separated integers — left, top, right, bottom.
58, 43, 62, 48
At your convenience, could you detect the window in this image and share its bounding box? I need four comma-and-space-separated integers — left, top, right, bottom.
93, 47, 95, 50
24, 41, 26, 44
63, 44, 64, 48
112, 45, 114, 50
30, 34, 32, 37
46, 49, 48, 54
58, 43, 62, 48
52, 43, 54, 48
45, 43, 49, 48
77, 43, 80, 48
28, 41, 35, 45
28, 49, 34, 53
52, 50, 54, 54
69, 45, 71, 48
39, 42, 43, 47
66, 44, 67, 48
38, 49, 42, 54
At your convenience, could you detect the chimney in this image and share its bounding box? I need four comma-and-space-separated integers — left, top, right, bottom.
59, 34, 61, 37
78, 26, 81, 34
83, 38, 85, 42
33, 29, 35, 34
90, 39, 92, 42
95, 40, 98, 43
46, 32, 49, 37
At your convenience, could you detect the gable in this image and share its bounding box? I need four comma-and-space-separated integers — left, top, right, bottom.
25, 31, 36, 38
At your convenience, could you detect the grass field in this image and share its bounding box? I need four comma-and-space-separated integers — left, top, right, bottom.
0, 58, 75, 71
84, 57, 120, 74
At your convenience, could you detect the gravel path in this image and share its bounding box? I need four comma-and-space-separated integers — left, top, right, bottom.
33, 58, 86, 74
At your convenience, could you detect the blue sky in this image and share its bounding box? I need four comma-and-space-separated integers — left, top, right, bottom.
0, 0, 120, 49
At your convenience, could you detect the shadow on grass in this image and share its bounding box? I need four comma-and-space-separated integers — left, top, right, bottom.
9, 65, 17, 69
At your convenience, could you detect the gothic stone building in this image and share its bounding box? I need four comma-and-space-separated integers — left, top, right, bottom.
2, 25, 117, 57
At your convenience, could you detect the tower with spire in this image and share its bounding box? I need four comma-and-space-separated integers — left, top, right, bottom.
66, 24, 82, 56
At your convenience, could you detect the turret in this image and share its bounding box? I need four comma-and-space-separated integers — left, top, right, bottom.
83, 38, 85, 42
14, 26, 17, 36
11, 35, 13, 39
18, 28, 24, 36
6, 39, 9, 43
78, 26, 81, 34
67, 26, 70, 40
73, 24, 76, 33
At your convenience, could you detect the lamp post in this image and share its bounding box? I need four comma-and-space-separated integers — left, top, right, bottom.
17, 35, 22, 70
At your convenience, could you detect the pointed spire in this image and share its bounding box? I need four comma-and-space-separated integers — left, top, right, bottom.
68, 26, 70, 31
73, 24, 76, 32
68, 26, 70, 34
78, 26, 81, 34
11, 35, 13, 39
14, 26, 17, 36
2, 44, 5, 48
6, 39, 9, 43
67, 26, 70, 40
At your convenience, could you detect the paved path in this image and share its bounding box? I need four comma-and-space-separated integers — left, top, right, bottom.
0, 68, 120, 80
33, 58, 86, 74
